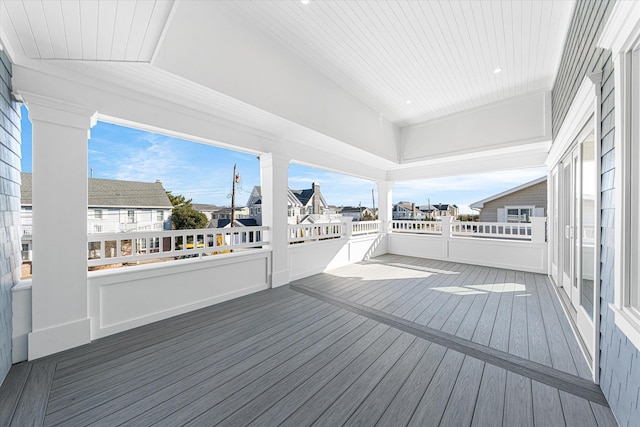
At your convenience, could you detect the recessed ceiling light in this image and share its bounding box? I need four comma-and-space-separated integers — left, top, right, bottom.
493, 67, 502, 74
405, 100, 412, 104
301, 0, 310, 4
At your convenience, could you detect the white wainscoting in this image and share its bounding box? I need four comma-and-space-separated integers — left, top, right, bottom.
288, 234, 387, 281
388, 233, 548, 274
87, 249, 271, 339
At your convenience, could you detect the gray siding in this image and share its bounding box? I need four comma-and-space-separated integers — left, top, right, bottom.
598, 52, 640, 426
552, 0, 614, 139
0, 50, 21, 385
479, 181, 547, 223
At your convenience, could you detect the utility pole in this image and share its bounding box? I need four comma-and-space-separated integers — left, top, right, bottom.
230, 164, 240, 227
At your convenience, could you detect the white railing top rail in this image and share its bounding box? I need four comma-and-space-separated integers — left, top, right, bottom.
288, 222, 345, 244
450, 221, 533, 240
87, 226, 268, 267
391, 220, 442, 234
352, 220, 381, 235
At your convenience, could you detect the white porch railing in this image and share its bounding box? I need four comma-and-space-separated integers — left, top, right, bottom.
87, 226, 268, 267
88, 221, 166, 234
391, 220, 442, 234
450, 221, 533, 240
352, 220, 381, 235
288, 223, 345, 244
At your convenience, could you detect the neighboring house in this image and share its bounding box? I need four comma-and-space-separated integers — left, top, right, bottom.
393, 202, 426, 220
192, 204, 220, 221
20, 172, 172, 262
424, 203, 459, 218
339, 206, 373, 221
247, 183, 333, 224
470, 176, 547, 223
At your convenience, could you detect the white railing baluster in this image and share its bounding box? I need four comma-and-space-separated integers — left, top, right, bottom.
87, 225, 269, 267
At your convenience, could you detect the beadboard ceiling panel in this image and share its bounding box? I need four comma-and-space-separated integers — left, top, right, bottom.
215, 0, 574, 126
1, 0, 174, 62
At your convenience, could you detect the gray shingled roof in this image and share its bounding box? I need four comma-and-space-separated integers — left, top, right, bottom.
20, 172, 172, 208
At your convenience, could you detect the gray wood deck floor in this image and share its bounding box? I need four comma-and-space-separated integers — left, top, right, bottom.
0, 255, 618, 426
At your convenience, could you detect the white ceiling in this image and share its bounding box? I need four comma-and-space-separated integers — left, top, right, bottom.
216, 0, 574, 126
1, 0, 574, 127
0, 0, 173, 62
1, 0, 576, 180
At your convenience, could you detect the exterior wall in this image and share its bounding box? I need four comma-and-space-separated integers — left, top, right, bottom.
479, 181, 547, 222
0, 50, 21, 384
553, 1, 640, 425
598, 52, 640, 425
552, 0, 614, 139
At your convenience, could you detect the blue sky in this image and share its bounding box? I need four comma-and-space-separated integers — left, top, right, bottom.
20, 105, 546, 213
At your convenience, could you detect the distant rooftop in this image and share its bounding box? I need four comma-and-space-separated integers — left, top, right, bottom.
21, 172, 172, 208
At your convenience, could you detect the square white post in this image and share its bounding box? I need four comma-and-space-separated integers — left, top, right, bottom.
260, 153, 290, 287
376, 181, 393, 233
25, 95, 96, 360
530, 217, 547, 244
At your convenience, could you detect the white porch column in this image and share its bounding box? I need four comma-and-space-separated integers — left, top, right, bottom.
260, 153, 290, 287
376, 181, 393, 233
26, 95, 96, 360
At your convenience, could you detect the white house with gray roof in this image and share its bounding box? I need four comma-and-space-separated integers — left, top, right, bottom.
20, 172, 172, 261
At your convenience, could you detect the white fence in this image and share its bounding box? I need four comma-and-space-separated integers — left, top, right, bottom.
352, 220, 381, 235
288, 223, 345, 244
450, 221, 533, 240
87, 226, 268, 267
391, 220, 442, 234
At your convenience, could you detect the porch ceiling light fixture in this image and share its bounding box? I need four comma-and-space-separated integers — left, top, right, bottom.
405, 100, 412, 104
493, 67, 503, 74
301, 0, 310, 4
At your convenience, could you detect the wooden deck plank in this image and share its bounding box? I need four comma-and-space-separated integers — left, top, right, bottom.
472, 268, 507, 346
46, 297, 333, 413
278, 328, 403, 427
342, 338, 432, 426
508, 270, 529, 359
374, 343, 448, 426
412, 265, 482, 326
49, 286, 300, 366
559, 390, 599, 426
407, 349, 466, 426
308, 333, 417, 426
10, 362, 55, 427
439, 356, 485, 427
223, 321, 388, 427
533, 274, 581, 377
591, 402, 619, 427
471, 364, 507, 427
503, 372, 534, 427
44, 303, 349, 426
542, 274, 592, 379
441, 267, 492, 336
390, 262, 471, 320
525, 273, 553, 368
49, 293, 317, 394
53, 288, 305, 376
489, 269, 515, 352
0, 255, 617, 427
531, 381, 565, 427
0, 363, 32, 427
179, 316, 376, 426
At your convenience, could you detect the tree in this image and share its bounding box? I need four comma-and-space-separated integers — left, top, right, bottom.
166, 191, 208, 230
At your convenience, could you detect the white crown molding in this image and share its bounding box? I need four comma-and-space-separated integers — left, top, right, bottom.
598, 1, 640, 53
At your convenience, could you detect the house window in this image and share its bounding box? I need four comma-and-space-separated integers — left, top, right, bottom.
156, 211, 163, 222
506, 207, 533, 223
627, 48, 640, 318
94, 209, 103, 219
127, 210, 135, 223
